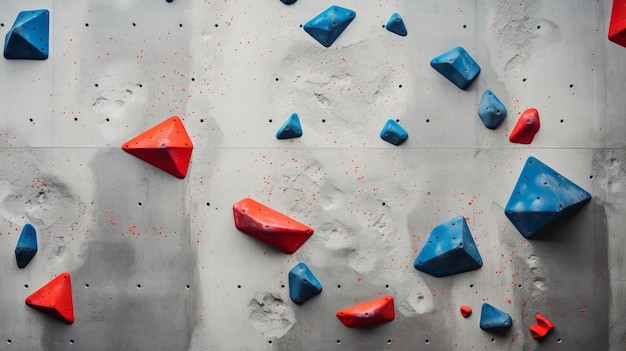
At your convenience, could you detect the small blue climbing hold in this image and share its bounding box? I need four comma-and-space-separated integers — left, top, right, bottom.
430, 47, 480, 90
15, 223, 37, 268
303, 6, 356, 47
480, 303, 512, 333
288, 262, 323, 304
380, 119, 408, 146
385, 13, 407, 36
478, 90, 507, 129
4, 9, 49, 60
414, 216, 482, 277
276, 113, 303, 139
280, 0, 297, 4
505, 157, 591, 239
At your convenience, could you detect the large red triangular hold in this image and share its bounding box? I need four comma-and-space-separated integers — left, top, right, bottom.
336, 295, 395, 327
509, 108, 540, 144
122, 116, 193, 179
530, 312, 554, 340
233, 198, 314, 254
26, 272, 74, 324
609, 0, 626, 47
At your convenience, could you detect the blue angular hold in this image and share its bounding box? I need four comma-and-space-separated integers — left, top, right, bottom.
430, 47, 480, 90
15, 223, 37, 268
385, 13, 407, 36
414, 216, 483, 277
303, 6, 356, 47
4, 9, 49, 60
288, 262, 322, 304
480, 303, 512, 333
380, 119, 408, 146
505, 157, 591, 239
280, 0, 297, 4
478, 90, 507, 129
276, 113, 303, 139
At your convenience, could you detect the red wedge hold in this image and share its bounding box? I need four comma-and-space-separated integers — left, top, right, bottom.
122, 116, 193, 179
460, 305, 472, 318
530, 312, 554, 340
233, 198, 314, 254
336, 295, 395, 327
609, 0, 626, 47
509, 108, 540, 144
26, 272, 74, 324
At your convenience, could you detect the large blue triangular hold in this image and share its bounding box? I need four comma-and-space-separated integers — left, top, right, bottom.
413, 216, 483, 277
15, 223, 38, 268
288, 262, 322, 304
4, 9, 49, 60
303, 6, 356, 47
504, 157, 591, 239
276, 113, 303, 139
480, 303, 512, 333
385, 13, 407, 36
380, 119, 408, 146
430, 47, 480, 90
478, 90, 507, 129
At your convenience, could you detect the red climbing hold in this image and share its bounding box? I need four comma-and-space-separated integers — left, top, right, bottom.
460, 305, 472, 318
609, 0, 626, 47
509, 108, 540, 144
25, 272, 74, 324
336, 295, 395, 327
530, 312, 554, 340
233, 198, 314, 254
122, 116, 193, 179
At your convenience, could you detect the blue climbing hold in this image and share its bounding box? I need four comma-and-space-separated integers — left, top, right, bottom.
430, 47, 480, 90
276, 113, 303, 139
478, 90, 507, 129
288, 262, 322, 304
280, 0, 297, 4
15, 223, 37, 268
505, 157, 591, 239
414, 216, 483, 277
4, 9, 49, 60
480, 303, 512, 333
380, 119, 408, 146
303, 6, 356, 47
385, 13, 407, 36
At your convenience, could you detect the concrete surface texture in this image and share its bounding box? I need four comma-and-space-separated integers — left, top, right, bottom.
0, 0, 624, 350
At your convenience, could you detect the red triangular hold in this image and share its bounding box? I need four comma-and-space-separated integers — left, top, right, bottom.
336, 295, 395, 327
509, 108, 540, 144
26, 272, 74, 324
233, 198, 314, 254
122, 116, 193, 179
530, 312, 554, 340
609, 0, 626, 47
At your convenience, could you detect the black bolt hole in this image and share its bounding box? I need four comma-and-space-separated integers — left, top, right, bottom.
74, 117, 78, 121
387, 339, 392, 344
322, 119, 326, 123
382, 202, 386, 206
469, 284, 474, 287
268, 119, 273, 123
200, 119, 204, 123
337, 284, 341, 288
425, 339, 430, 344
179, 24, 183, 27
186, 285, 190, 289
522, 78, 527, 82
137, 284, 142, 289
132, 22, 136, 27
385, 284, 389, 288
95, 83, 99, 87
24, 284, 29, 288
7, 340, 11, 344
85, 284, 90, 288
138, 202, 142, 206
395, 119, 400, 122
560, 119, 564, 123
275, 77, 279, 82
589, 175, 594, 179
426, 119, 430, 123
569, 84, 574, 88
85, 23, 89, 27
268, 340, 272, 344
106, 118, 110, 122
215, 24, 219, 27
70, 339, 75, 344
336, 340, 341, 344
463, 24, 467, 28
237, 285, 242, 288
537, 25, 541, 29
206, 202, 210, 206
398, 84, 402, 88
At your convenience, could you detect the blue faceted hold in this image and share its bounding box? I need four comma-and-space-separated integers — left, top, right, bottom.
15, 223, 38, 268
480, 303, 512, 333
276, 113, 303, 139
288, 262, 322, 304
4, 9, 49, 60
414, 216, 483, 277
280, 0, 297, 4
303, 6, 356, 47
478, 90, 507, 129
430, 47, 480, 90
380, 119, 408, 146
385, 13, 407, 36
505, 157, 591, 239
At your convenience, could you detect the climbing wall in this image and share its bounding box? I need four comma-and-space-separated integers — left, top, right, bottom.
0, 0, 624, 350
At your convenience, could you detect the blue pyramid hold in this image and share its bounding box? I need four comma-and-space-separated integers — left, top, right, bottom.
4, 9, 49, 60
380, 119, 408, 146
413, 216, 483, 277
15, 223, 38, 268
288, 262, 323, 304
303, 6, 356, 47
385, 13, 407, 36
505, 157, 591, 239
480, 303, 512, 333
276, 113, 303, 139
478, 90, 507, 129
280, 0, 297, 4
430, 47, 480, 90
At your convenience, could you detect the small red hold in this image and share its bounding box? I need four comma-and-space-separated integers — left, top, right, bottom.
529, 312, 554, 340
509, 108, 540, 144
460, 305, 472, 318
